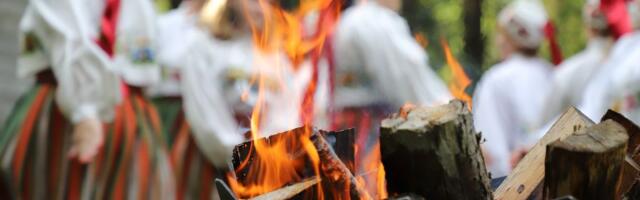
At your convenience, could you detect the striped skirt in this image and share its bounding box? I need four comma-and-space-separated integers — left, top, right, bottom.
0, 83, 175, 199
152, 97, 218, 200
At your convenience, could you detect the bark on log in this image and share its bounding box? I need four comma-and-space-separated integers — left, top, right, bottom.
380, 100, 492, 199
544, 120, 629, 200
495, 107, 594, 200
602, 110, 640, 197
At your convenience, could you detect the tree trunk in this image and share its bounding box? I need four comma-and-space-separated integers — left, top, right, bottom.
380, 100, 492, 199
463, 0, 485, 69
544, 120, 629, 200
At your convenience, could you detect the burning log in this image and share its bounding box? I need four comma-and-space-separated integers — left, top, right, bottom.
310, 132, 372, 200
232, 127, 356, 183
543, 120, 629, 199
379, 100, 492, 199
230, 126, 370, 199
495, 107, 594, 200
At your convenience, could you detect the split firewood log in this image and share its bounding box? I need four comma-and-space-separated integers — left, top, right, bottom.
602, 110, 640, 196
544, 120, 628, 200
494, 107, 594, 200
380, 100, 492, 199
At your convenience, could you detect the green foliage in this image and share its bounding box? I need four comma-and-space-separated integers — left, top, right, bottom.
401, 0, 589, 72
154, 0, 173, 13
402, 0, 465, 70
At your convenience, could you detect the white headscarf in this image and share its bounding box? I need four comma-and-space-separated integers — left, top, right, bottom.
498, 0, 549, 49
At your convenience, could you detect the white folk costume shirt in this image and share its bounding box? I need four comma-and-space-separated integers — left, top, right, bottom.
333, 2, 452, 110
17, 0, 159, 123
538, 37, 611, 126
473, 54, 553, 177
147, 4, 198, 97
611, 33, 640, 123
181, 30, 311, 166
580, 32, 640, 123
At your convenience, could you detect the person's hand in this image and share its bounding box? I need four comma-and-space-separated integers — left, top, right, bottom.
509, 147, 529, 169
68, 118, 104, 163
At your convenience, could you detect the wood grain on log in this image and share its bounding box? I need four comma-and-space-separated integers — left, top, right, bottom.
494, 107, 594, 200
544, 120, 628, 200
380, 100, 492, 199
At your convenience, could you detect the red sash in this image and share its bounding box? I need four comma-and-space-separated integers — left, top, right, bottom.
96, 0, 129, 96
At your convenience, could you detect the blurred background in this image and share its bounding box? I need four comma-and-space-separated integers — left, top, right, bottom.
0, 0, 29, 124
0, 0, 587, 123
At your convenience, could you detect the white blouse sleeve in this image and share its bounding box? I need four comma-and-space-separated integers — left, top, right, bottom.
22, 0, 121, 123
336, 5, 452, 107
181, 33, 243, 167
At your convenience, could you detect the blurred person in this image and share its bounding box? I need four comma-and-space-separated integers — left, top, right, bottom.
580, 0, 639, 123
179, 0, 310, 179
0, 0, 175, 198
537, 0, 618, 128
328, 0, 452, 192
579, 0, 640, 121
330, 0, 452, 134
472, 0, 555, 177
147, 0, 227, 198
148, 0, 203, 151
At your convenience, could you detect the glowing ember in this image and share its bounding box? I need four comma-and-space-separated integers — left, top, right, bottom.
441, 39, 473, 109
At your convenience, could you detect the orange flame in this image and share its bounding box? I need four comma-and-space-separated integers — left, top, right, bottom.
226, 0, 387, 199
357, 141, 388, 199
225, 0, 342, 199
441, 39, 473, 109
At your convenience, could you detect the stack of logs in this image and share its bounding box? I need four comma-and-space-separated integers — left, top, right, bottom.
219, 100, 640, 200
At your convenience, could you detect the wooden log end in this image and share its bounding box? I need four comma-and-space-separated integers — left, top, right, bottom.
544, 120, 629, 200
382, 100, 469, 133
548, 120, 628, 153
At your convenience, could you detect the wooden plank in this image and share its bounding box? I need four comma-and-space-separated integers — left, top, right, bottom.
494, 107, 594, 200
